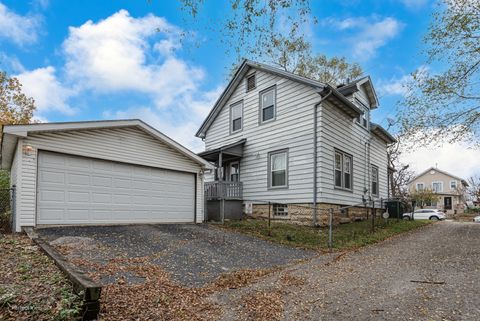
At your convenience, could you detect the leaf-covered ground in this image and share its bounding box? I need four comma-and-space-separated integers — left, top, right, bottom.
0, 234, 82, 321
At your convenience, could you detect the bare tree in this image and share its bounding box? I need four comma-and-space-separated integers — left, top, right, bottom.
467, 175, 480, 203
387, 136, 416, 198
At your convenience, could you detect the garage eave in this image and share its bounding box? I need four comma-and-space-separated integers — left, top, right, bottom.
1, 133, 19, 170
2, 119, 213, 170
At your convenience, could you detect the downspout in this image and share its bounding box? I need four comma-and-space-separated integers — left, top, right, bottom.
313, 87, 333, 226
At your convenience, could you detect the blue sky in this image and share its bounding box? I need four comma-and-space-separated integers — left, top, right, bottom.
1, 0, 477, 178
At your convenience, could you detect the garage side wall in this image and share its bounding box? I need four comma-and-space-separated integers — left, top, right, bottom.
16, 127, 205, 230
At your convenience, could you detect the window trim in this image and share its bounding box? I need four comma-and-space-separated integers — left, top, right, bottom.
229, 100, 243, 134
333, 149, 353, 192
416, 183, 425, 191
246, 73, 256, 92
229, 161, 240, 182
432, 181, 443, 193
259, 85, 277, 124
450, 180, 457, 190
267, 149, 288, 189
371, 164, 379, 196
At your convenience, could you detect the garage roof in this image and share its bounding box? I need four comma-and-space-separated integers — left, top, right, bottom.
1, 119, 212, 170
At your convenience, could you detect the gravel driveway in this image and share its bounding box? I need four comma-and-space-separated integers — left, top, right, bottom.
36, 224, 314, 287
210, 221, 480, 321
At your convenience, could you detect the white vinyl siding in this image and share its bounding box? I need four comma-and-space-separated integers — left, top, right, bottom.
13, 127, 205, 231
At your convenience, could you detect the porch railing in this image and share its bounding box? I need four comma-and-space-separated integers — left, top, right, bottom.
205, 181, 243, 200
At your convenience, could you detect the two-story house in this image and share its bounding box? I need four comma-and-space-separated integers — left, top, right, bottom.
408, 167, 468, 215
196, 60, 396, 225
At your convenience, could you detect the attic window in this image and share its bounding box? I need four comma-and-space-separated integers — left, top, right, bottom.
246, 74, 256, 92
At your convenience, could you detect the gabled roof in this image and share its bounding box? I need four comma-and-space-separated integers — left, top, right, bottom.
195, 59, 363, 138
370, 123, 397, 144
408, 167, 469, 186
337, 76, 379, 109
1, 119, 212, 169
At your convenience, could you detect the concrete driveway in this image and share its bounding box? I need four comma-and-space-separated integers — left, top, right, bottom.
36, 224, 314, 287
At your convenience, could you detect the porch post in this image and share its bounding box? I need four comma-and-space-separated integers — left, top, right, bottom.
218, 151, 223, 182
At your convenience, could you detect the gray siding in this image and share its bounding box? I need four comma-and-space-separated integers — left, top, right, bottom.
15, 127, 204, 230
203, 68, 390, 208
205, 69, 321, 203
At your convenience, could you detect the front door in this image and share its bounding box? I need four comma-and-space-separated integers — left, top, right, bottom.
444, 197, 452, 210
229, 161, 240, 182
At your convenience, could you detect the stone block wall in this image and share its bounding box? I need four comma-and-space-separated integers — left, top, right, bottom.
250, 203, 375, 226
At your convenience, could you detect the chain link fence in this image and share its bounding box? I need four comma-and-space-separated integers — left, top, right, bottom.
238, 197, 411, 250
0, 186, 15, 234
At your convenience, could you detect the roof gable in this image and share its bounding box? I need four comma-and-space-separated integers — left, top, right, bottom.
195, 59, 363, 138
409, 167, 468, 186
1, 119, 211, 169
337, 76, 379, 109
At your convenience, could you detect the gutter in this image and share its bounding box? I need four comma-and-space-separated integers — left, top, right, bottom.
313, 87, 333, 226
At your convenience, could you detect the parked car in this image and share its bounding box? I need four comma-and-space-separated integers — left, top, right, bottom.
474, 215, 480, 223
402, 209, 446, 221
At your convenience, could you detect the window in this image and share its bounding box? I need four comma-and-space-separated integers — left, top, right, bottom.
334, 150, 353, 190
432, 182, 443, 193
269, 150, 287, 188
246, 74, 256, 92
229, 162, 240, 182
371, 165, 379, 196
230, 101, 243, 133
416, 183, 424, 191
260, 87, 276, 123
356, 107, 369, 129
450, 180, 457, 190
273, 204, 288, 217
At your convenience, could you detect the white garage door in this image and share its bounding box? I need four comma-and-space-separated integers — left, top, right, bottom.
37, 151, 195, 225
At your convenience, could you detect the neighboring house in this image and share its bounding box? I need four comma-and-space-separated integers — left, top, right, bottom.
196, 60, 396, 225
1, 120, 211, 232
407, 167, 468, 215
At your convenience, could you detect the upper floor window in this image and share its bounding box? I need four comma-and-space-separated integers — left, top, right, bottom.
246, 74, 256, 92
432, 181, 443, 193
450, 180, 457, 190
269, 149, 288, 188
371, 165, 379, 196
416, 183, 424, 191
334, 150, 352, 190
230, 101, 243, 133
260, 86, 276, 123
356, 107, 369, 129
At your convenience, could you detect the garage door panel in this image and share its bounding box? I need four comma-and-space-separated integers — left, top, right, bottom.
37, 151, 195, 225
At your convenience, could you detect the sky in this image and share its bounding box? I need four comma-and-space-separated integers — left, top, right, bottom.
0, 0, 478, 179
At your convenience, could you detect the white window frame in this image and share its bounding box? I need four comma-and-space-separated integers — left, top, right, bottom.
230, 100, 243, 134
268, 149, 288, 189
371, 165, 379, 196
334, 150, 353, 191
229, 161, 240, 182
450, 180, 457, 190
259, 86, 276, 124
416, 183, 425, 191
432, 181, 443, 193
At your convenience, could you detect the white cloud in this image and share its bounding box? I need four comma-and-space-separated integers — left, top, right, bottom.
62, 9, 202, 108
378, 74, 411, 97
322, 16, 404, 61
399, 0, 429, 10
0, 52, 25, 73
0, 3, 41, 45
15, 66, 76, 115
400, 139, 480, 179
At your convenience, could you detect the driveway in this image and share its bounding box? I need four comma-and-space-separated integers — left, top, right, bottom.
36, 224, 314, 287
209, 221, 480, 320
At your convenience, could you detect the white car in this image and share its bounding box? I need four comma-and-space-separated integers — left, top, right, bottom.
474, 215, 480, 223
403, 209, 446, 221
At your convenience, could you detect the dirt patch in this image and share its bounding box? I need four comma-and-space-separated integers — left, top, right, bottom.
241, 289, 284, 321
0, 234, 82, 321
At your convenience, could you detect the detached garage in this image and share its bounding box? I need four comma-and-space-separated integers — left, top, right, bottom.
1, 120, 211, 232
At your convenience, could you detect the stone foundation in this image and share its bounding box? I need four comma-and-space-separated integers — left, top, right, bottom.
251, 203, 377, 226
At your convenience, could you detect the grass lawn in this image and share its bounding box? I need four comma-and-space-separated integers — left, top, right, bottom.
0, 234, 82, 321
221, 219, 433, 250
